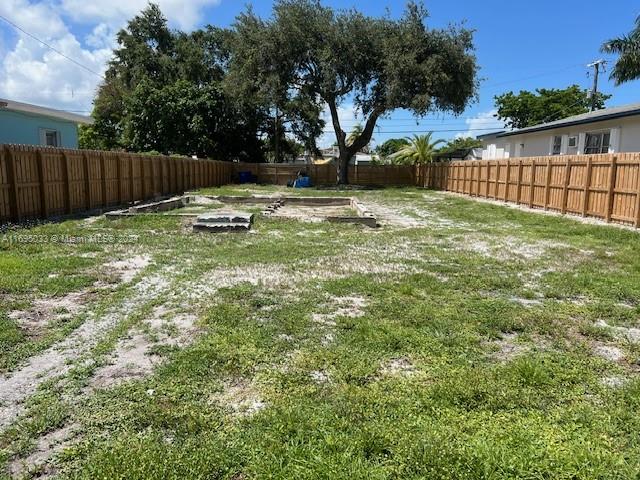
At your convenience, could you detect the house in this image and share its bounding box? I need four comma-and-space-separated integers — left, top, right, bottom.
478, 103, 640, 159
318, 146, 377, 165
433, 147, 482, 162
0, 98, 93, 149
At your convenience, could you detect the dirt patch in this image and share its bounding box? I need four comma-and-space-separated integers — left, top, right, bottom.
212, 378, 265, 416
595, 320, 640, 344
0, 270, 174, 430
601, 375, 627, 388
104, 254, 152, 283
89, 306, 198, 390
462, 235, 568, 262
8, 290, 91, 336
380, 357, 416, 377
8, 423, 78, 478
488, 332, 530, 362
311, 295, 367, 325
366, 202, 424, 228
309, 370, 330, 384
593, 344, 625, 362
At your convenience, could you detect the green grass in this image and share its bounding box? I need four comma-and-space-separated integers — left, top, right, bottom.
2, 185, 640, 479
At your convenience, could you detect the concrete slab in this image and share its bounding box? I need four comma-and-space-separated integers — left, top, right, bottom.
193, 222, 251, 233
197, 212, 254, 224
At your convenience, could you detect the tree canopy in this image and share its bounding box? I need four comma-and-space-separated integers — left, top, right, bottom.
83, 5, 270, 161
376, 138, 410, 160
229, 0, 478, 183
602, 16, 640, 85
494, 85, 611, 130
437, 136, 482, 154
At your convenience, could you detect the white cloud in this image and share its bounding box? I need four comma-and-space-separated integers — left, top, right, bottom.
60, 0, 220, 31
456, 109, 505, 139
0, 0, 220, 113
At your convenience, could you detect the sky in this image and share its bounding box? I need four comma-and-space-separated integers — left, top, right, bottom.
1, 0, 639, 149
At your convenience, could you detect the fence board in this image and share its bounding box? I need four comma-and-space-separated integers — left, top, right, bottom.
420, 153, 640, 227
0, 144, 235, 223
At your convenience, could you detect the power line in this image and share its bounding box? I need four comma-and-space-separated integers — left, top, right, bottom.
320, 127, 505, 134
0, 14, 105, 79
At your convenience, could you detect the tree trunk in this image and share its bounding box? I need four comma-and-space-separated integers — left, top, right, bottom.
337, 151, 350, 185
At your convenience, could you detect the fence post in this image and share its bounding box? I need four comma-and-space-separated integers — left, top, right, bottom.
516, 160, 523, 204
4, 146, 20, 222
582, 156, 593, 217
561, 158, 571, 214
544, 158, 552, 210
605, 155, 618, 223
635, 158, 640, 228
129, 155, 134, 202
528, 160, 536, 208
494, 161, 500, 200
504, 160, 511, 202
116, 154, 123, 205
61, 150, 72, 214
82, 152, 91, 210
36, 149, 48, 218
99, 152, 107, 206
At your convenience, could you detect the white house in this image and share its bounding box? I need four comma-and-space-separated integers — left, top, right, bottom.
478, 103, 640, 159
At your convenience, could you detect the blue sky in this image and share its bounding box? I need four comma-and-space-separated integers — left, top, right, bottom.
1, 0, 639, 148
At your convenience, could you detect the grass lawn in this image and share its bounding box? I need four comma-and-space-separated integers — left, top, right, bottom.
2, 185, 640, 479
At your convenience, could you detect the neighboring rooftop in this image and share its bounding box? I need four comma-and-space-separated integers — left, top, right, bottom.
0, 97, 93, 125
489, 102, 640, 139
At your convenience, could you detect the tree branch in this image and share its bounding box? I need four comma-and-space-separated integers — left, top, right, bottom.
348, 107, 383, 155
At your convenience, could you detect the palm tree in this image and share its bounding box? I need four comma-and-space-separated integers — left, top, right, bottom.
389, 133, 446, 165
346, 124, 363, 146
602, 16, 640, 85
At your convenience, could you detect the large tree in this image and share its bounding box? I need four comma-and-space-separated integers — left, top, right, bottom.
84, 4, 269, 160
602, 16, 640, 85
229, 0, 478, 184
494, 85, 611, 130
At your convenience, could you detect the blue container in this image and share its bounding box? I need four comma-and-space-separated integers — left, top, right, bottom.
294, 176, 312, 188
238, 171, 255, 184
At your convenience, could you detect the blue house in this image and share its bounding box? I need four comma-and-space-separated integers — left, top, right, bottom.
0, 98, 93, 149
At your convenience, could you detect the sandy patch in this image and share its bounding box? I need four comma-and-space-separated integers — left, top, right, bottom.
595, 320, 640, 344
0, 270, 173, 430
488, 332, 530, 362
8, 423, 78, 478
380, 357, 416, 377
593, 344, 625, 362
9, 290, 91, 335
89, 306, 198, 390
311, 295, 367, 325
104, 254, 151, 283
213, 379, 265, 416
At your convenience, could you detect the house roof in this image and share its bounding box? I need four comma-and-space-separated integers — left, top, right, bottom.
0, 98, 93, 125
495, 102, 640, 138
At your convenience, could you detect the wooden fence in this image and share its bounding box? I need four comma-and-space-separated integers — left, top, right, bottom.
234, 162, 415, 186
417, 153, 640, 227
0, 145, 233, 223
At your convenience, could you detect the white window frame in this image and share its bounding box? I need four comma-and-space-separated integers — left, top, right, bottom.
551, 135, 562, 155
584, 130, 611, 155
39, 128, 61, 147
568, 136, 578, 148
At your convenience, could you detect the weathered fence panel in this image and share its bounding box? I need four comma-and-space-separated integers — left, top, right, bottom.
0, 145, 233, 223
418, 153, 640, 227
233, 162, 414, 187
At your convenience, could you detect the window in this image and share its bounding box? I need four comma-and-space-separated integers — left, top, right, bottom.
40, 129, 59, 147
568, 136, 578, 148
551, 135, 562, 155
584, 132, 611, 154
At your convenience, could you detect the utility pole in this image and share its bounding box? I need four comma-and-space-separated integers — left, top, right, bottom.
587, 59, 606, 112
